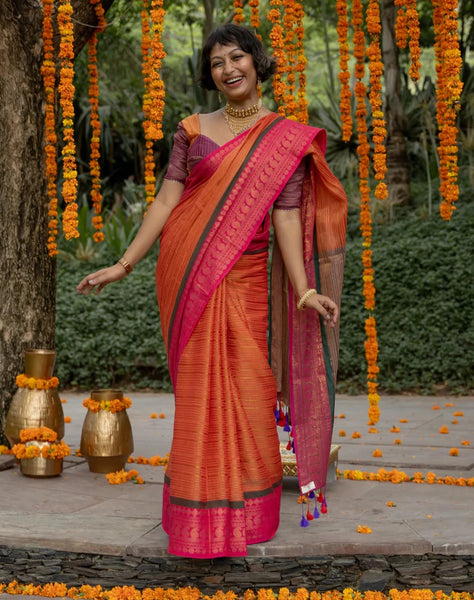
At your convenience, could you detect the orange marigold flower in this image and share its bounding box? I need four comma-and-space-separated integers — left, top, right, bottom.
445, 402, 455, 407
394, 439, 402, 445
432, 405, 441, 410
339, 430, 346, 437
338, 413, 346, 419
462, 440, 470, 446
64, 416, 71, 423
61, 398, 67, 403
386, 501, 396, 507
452, 420, 458, 424
373, 448, 382, 457
449, 448, 459, 456
399, 418, 408, 423
390, 426, 400, 433
453, 411, 464, 417
351, 431, 361, 439
159, 413, 166, 419
357, 525, 372, 534
150, 413, 157, 419
439, 425, 449, 434
368, 427, 378, 433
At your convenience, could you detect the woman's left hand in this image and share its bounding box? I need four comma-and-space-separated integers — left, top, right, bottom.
303, 293, 339, 328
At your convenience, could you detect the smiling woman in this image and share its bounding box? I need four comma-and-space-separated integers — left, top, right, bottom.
77, 23, 347, 559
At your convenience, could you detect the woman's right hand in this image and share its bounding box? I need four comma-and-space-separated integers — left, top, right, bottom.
76, 263, 127, 295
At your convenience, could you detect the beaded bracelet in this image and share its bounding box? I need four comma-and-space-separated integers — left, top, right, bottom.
118, 257, 133, 275
297, 288, 317, 310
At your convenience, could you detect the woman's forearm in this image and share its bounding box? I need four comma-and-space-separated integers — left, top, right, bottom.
121, 179, 184, 267
272, 208, 309, 298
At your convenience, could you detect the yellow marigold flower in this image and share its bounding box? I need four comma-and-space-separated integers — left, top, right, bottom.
426, 514, 432, 518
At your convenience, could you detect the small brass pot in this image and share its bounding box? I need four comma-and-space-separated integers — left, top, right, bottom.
80, 389, 134, 473
19, 441, 63, 478
5, 349, 64, 446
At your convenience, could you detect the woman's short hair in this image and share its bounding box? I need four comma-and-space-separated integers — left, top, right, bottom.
199, 24, 277, 91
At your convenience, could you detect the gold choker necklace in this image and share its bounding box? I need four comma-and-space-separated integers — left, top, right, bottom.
223, 99, 263, 136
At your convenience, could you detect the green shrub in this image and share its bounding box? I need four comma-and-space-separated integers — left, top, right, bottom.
338, 201, 474, 394
56, 202, 473, 394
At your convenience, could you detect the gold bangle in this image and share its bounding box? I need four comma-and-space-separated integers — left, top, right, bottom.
118, 257, 133, 275
297, 288, 317, 310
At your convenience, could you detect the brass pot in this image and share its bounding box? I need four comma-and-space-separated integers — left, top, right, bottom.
5, 349, 64, 446
80, 389, 134, 473
19, 441, 63, 478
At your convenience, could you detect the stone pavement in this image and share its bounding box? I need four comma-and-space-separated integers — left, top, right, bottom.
0, 393, 473, 591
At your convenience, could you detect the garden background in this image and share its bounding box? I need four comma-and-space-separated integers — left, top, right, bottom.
0, 0, 473, 447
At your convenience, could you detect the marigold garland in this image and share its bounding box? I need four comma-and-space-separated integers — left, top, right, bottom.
336, 0, 352, 141
83, 396, 132, 413
339, 468, 474, 487
394, 0, 408, 51
58, 0, 79, 240
268, 0, 287, 116
249, 0, 260, 31
352, 0, 381, 426
16, 374, 59, 390
11, 427, 71, 461
2, 583, 473, 600
88, 0, 107, 243
20, 427, 58, 443
432, 0, 463, 220
294, 2, 308, 124
41, 0, 59, 257
282, 0, 298, 119
105, 468, 144, 485
233, 0, 245, 24
366, 0, 387, 201
141, 0, 167, 208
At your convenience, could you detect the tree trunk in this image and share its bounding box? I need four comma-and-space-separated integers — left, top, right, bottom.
0, 0, 114, 444
382, 0, 410, 213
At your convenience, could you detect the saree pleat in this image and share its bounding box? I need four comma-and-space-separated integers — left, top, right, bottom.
162, 253, 282, 558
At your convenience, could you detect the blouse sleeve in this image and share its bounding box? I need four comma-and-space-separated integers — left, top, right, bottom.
274, 158, 305, 210
164, 123, 189, 184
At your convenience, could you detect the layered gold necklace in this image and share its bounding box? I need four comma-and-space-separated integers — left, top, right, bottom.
223, 99, 263, 136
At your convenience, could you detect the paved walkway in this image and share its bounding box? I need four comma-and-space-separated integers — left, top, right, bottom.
1, 393, 473, 560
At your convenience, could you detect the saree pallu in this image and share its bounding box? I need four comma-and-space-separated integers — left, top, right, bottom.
156, 114, 347, 558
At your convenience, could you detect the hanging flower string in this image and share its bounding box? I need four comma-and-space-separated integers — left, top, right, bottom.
57, 0, 79, 240
41, 0, 59, 257
336, 0, 352, 142
268, 0, 287, 116
406, 0, 421, 82
233, 0, 245, 24
353, 0, 381, 427
432, 0, 463, 220
282, 0, 298, 119
294, 2, 308, 124
88, 0, 107, 243
141, 0, 167, 209
366, 0, 387, 201
394, 0, 408, 52
249, 0, 260, 32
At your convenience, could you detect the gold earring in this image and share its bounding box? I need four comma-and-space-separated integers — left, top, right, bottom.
257, 77, 262, 97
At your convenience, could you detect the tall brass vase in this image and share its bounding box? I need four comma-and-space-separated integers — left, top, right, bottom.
80, 389, 134, 473
5, 349, 64, 446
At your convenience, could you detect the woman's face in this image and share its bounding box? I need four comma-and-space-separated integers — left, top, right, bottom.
209, 43, 258, 104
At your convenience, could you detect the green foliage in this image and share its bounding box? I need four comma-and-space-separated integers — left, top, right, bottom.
338, 201, 474, 395
56, 203, 473, 395
56, 254, 170, 391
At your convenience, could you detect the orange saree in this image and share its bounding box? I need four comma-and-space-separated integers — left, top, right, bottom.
156, 114, 347, 557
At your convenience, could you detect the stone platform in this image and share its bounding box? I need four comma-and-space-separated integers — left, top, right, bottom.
0, 393, 473, 593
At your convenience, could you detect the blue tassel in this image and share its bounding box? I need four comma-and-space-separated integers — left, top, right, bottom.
308, 490, 316, 499
291, 440, 295, 453
274, 409, 280, 422
313, 505, 320, 519
283, 413, 291, 432
300, 514, 309, 527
